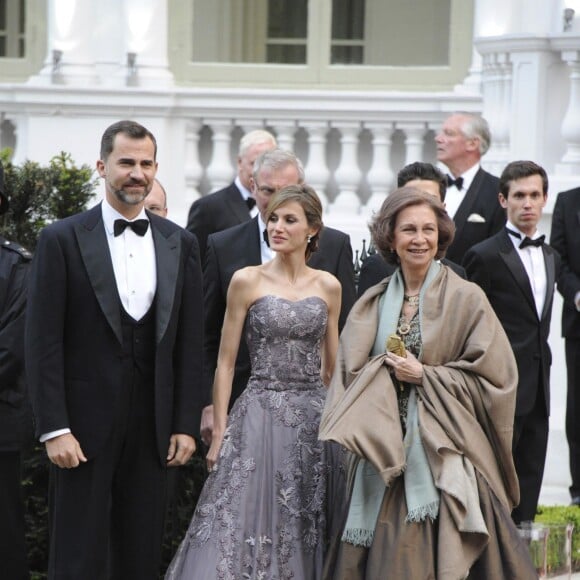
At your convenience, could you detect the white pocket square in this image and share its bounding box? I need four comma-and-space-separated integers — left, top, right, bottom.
467, 213, 486, 223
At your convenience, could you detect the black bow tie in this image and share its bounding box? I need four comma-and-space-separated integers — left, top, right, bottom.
446, 175, 464, 190
506, 228, 545, 249
113, 218, 149, 237
262, 229, 270, 247
245, 197, 256, 210
520, 235, 545, 249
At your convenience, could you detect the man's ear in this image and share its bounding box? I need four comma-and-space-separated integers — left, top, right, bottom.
498, 192, 508, 209
96, 159, 106, 178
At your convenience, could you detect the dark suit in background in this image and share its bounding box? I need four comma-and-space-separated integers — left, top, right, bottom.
203, 217, 356, 408
446, 168, 504, 264
357, 254, 466, 297
0, 235, 32, 580
464, 229, 559, 523
26, 205, 204, 578
550, 188, 580, 501
187, 181, 252, 265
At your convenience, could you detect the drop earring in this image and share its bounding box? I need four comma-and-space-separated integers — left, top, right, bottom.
307, 234, 312, 244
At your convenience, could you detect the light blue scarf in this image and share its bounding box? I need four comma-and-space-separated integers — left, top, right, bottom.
341, 262, 440, 547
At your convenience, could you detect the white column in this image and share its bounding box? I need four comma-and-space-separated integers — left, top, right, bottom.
399, 122, 427, 166
480, 49, 512, 175
121, 0, 174, 87
184, 119, 203, 201
363, 122, 394, 216
302, 122, 330, 209
269, 120, 296, 152
331, 122, 362, 214
236, 119, 264, 135
205, 120, 235, 192
554, 45, 580, 175
31, 0, 100, 85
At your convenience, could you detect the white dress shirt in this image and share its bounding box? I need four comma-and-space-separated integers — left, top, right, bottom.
102, 199, 157, 321
506, 220, 547, 319
444, 163, 480, 219
40, 200, 157, 442
258, 213, 274, 263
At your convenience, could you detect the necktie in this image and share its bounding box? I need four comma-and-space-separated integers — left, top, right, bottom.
506, 228, 545, 249
263, 229, 270, 247
446, 175, 464, 190
113, 218, 149, 237
245, 197, 256, 210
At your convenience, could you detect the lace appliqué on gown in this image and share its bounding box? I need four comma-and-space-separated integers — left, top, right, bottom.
166, 295, 330, 580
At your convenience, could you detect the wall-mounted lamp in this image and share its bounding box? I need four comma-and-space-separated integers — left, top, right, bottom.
564, 7, 575, 32
52, 49, 63, 74
127, 52, 138, 84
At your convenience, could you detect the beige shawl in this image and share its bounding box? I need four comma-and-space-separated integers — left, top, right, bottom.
320, 266, 520, 578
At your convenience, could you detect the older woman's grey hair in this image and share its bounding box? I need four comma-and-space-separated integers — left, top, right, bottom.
370, 186, 455, 264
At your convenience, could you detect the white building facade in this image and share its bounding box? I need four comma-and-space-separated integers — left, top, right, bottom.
1, 0, 579, 497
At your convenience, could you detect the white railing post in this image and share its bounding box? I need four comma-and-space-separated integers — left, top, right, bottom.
184, 119, 203, 201
364, 121, 395, 216
205, 119, 235, 191
331, 122, 362, 214
302, 121, 330, 209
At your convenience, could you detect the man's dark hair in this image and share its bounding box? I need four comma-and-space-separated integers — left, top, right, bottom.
499, 160, 548, 198
100, 120, 157, 161
397, 162, 447, 202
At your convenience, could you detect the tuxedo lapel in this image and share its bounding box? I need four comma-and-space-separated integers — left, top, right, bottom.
498, 232, 537, 316
150, 215, 180, 344
225, 185, 252, 224
541, 247, 556, 321
75, 204, 123, 344
245, 217, 262, 265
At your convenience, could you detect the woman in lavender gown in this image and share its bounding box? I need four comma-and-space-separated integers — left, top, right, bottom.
166, 184, 341, 579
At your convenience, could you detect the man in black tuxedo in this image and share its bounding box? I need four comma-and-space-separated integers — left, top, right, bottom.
435, 112, 505, 264
464, 161, 560, 524
357, 162, 465, 296
0, 164, 32, 580
25, 120, 204, 579
200, 149, 356, 445
186, 129, 277, 264
550, 186, 580, 505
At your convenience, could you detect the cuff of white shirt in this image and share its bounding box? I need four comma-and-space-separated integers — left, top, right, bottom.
40, 428, 71, 443
575, 291, 580, 312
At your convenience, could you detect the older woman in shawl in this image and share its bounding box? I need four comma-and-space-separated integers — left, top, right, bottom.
320, 188, 535, 579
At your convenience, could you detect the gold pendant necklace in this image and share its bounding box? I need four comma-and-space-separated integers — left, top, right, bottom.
397, 321, 411, 336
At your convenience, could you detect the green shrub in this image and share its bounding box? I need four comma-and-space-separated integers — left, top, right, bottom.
535, 505, 580, 573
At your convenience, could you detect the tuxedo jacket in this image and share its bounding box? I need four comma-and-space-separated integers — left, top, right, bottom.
25, 204, 204, 463
186, 182, 252, 266
551, 188, 580, 340
464, 229, 560, 417
203, 216, 356, 406
446, 168, 505, 265
357, 254, 466, 297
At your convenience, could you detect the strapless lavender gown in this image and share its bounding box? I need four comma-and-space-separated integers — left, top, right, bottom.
166, 295, 335, 580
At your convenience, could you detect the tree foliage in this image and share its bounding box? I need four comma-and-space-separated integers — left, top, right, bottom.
0, 149, 98, 250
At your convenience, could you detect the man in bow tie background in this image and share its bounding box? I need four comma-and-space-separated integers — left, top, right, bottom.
25, 120, 204, 578
464, 160, 560, 524
186, 129, 277, 265
435, 112, 505, 264
551, 183, 580, 506
200, 148, 356, 446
